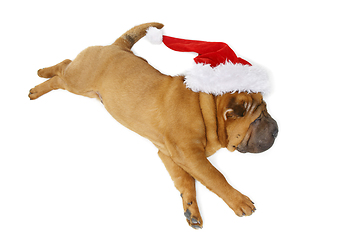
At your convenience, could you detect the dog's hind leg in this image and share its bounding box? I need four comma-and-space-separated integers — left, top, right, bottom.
37, 59, 72, 79
29, 76, 67, 100
158, 151, 203, 229
29, 59, 71, 100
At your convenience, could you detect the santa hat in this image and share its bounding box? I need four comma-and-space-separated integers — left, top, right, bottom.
146, 27, 270, 95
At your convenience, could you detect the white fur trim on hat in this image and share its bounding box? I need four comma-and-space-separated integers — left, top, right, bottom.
146, 27, 163, 44
184, 62, 270, 95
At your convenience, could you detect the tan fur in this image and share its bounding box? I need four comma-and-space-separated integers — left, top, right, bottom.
29, 23, 269, 229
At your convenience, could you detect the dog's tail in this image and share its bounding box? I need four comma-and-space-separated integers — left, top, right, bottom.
113, 22, 164, 51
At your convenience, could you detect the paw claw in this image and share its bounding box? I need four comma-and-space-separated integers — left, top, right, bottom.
191, 224, 202, 230
184, 209, 191, 220
191, 218, 200, 224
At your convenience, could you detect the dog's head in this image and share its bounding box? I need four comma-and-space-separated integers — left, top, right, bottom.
217, 92, 278, 153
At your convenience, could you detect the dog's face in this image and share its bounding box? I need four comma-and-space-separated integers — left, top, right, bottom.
217, 92, 278, 153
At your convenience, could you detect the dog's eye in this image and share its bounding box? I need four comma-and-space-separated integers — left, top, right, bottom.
233, 102, 246, 117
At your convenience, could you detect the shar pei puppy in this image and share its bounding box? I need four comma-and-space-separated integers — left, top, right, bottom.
29, 22, 278, 229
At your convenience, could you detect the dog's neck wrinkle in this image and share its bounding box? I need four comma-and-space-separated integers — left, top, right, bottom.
198, 93, 222, 156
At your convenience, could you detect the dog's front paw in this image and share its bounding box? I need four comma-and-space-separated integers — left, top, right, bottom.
229, 192, 256, 217
184, 207, 202, 229
181, 194, 203, 229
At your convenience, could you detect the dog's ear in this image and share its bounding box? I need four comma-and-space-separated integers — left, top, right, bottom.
223, 109, 234, 121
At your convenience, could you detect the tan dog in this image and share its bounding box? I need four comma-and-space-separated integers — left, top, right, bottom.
29, 22, 278, 229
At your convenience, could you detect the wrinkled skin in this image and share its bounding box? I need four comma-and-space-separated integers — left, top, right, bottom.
217, 92, 278, 155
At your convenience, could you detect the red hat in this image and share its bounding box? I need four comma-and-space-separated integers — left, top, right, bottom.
146, 27, 270, 95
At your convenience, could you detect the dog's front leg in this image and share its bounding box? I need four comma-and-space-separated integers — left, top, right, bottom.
158, 151, 203, 229
173, 147, 256, 218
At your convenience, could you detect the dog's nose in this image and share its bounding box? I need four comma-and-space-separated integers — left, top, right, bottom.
272, 128, 278, 139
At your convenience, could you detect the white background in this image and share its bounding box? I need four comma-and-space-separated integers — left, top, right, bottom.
1, 0, 359, 239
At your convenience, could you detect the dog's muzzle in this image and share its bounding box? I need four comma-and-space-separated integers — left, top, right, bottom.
237, 112, 278, 153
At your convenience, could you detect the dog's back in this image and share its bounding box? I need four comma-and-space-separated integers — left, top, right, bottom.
30, 23, 203, 151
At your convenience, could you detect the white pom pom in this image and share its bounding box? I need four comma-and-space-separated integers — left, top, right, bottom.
146, 27, 163, 44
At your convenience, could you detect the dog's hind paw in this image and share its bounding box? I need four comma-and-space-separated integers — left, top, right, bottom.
28, 87, 40, 100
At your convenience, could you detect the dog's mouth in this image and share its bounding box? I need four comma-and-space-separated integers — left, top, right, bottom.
236, 112, 278, 153
236, 130, 252, 153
